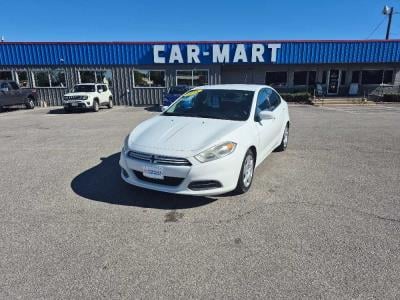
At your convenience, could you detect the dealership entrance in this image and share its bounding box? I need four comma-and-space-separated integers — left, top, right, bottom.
327, 69, 341, 95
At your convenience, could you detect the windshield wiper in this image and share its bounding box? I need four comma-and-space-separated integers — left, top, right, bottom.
194, 112, 232, 120
163, 112, 199, 117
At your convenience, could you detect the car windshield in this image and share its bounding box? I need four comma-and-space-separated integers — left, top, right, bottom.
163, 89, 254, 121
168, 86, 189, 94
73, 85, 95, 92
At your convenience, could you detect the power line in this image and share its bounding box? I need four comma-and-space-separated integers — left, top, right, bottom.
365, 16, 386, 39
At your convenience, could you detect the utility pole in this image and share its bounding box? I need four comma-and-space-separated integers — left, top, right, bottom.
383, 5, 394, 40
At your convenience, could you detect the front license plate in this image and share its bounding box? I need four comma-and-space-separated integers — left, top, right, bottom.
143, 165, 164, 179
71, 103, 78, 107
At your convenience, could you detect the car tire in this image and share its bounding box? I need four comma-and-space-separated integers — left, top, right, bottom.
107, 98, 113, 109
234, 149, 255, 194
275, 123, 289, 152
64, 108, 71, 114
92, 100, 99, 112
25, 98, 35, 109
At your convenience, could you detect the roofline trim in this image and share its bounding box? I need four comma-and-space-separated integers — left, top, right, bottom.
1, 39, 400, 45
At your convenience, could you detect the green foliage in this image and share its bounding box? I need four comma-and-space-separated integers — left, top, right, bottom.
382, 94, 400, 102
280, 92, 312, 104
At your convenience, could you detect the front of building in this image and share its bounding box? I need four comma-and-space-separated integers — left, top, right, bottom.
0, 40, 399, 106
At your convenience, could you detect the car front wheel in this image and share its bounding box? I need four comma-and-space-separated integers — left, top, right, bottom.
107, 98, 113, 109
234, 149, 255, 194
92, 100, 99, 112
25, 98, 35, 109
275, 123, 289, 152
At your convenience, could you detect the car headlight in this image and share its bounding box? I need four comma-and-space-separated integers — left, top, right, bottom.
80, 95, 88, 100
195, 142, 237, 163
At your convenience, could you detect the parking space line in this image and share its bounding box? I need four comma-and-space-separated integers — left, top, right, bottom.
316, 106, 358, 114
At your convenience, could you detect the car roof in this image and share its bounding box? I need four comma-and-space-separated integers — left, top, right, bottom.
74, 83, 102, 85
192, 84, 272, 92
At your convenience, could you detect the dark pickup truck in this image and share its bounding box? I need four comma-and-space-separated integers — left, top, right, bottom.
0, 80, 37, 110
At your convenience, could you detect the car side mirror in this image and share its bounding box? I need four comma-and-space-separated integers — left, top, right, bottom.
259, 110, 275, 121
161, 105, 169, 112
98, 89, 103, 93
0, 87, 9, 92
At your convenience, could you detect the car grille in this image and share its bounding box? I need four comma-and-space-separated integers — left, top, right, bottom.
133, 171, 184, 186
64, 95, 82, 100
127, 151, 191, 166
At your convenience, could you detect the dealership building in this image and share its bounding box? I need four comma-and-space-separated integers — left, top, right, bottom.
0, 40, 399, 106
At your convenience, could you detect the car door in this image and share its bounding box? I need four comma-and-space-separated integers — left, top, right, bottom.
9, 81, 24, 105
97, 84, 106, 104
0, 82, 15, 106
267, 88, 286, 145
102, 85, 110, 103
254, 88, 278, 158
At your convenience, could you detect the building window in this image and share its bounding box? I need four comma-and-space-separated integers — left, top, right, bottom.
265, 72, 287, 87
49, 70, 66, 87
341, 71, 347, 85
361, 70, 393, 84
0, 71, 12, 80
293, 71, 308, 85
383, 70, 393, 84
16, 71, 29, 87
176, 70, 209, 86
292, 71, 317, 86
351, 71, 360, 83
33, 70, 66, 87
308, 71, 317, 85
322, 71, 327, 84
79, 70, 113, 87
134, 70, 166, 87
33, 71, 50, 87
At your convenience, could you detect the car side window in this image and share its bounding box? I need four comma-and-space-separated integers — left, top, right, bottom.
269, 89, 281, 111
102, 85, 108, 92
255, 89, 271, 121
256, 89, 271, 111
9, 82, 20, 90
97, 85, 102, 92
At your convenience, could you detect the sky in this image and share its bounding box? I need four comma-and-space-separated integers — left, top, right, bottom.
1, 0, 400, 42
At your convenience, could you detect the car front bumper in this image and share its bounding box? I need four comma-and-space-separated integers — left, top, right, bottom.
119, 150, 243, 196
63, 101, 91, 109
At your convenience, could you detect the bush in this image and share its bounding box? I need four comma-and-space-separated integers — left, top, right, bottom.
382, 94, 400, 102
280, 92, 312, 104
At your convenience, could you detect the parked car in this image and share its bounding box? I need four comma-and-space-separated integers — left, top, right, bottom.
63, 83, 113, 112
120, 84, 290, 196
162, 85, 192, 107
0, 80, 37, 111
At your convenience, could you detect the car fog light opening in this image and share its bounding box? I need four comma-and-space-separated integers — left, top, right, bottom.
195, 142, 237, 163
121, 168, 129, 178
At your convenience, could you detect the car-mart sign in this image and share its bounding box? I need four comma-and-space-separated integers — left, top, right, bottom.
153, 43, 281, 64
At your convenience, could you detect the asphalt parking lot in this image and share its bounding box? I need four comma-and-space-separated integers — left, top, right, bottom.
1, 104, 399, 299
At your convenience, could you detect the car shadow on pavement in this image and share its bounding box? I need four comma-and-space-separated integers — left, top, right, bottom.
71, 153, 217, 209
0, 106, 25, 113
47, 108, 88, 114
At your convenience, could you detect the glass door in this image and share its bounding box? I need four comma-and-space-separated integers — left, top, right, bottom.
327, 69, 341, 95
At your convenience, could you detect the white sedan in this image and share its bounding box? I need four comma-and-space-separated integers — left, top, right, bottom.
120, 84, 290, 196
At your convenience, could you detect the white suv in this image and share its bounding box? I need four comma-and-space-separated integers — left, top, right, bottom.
63, 83, 113, 112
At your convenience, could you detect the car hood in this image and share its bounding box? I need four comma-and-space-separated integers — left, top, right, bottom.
128, 115, 244, 156
64, 92, 94, 97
